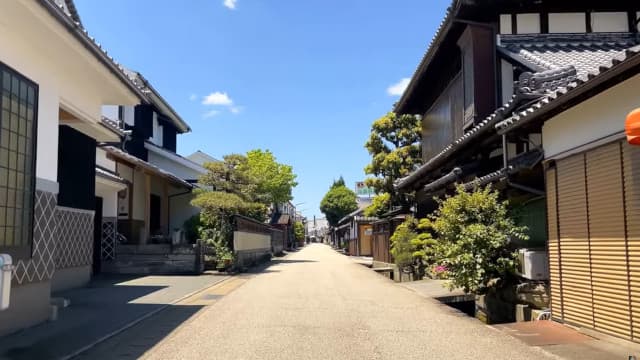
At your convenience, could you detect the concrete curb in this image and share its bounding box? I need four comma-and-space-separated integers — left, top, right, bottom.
60, 275, 233, 360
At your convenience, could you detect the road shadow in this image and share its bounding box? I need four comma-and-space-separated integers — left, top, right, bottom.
271, 259, 316, 264
0, 273, 224, 360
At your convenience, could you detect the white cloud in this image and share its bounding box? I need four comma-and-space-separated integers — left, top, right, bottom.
223, 0, 237, 10
230, 106, 242, 114
202, 92, 233, 106
203, 110, 221, 118
387, 77, 410, 97
189, 94, 197, 101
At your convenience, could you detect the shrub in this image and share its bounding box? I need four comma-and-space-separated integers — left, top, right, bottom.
183, 215, 201, 243
430, 185, 528, 294
389, 217, 437, 279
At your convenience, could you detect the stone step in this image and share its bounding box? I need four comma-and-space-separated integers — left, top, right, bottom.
116, 244, 171, 255
102, 260, 196, 275
113, 254, 195, 262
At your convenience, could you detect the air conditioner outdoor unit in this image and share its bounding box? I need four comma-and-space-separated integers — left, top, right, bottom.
518, 249, 549, 281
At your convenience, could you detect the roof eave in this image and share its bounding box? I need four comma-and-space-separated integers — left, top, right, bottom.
138, 74, 191, 133
394, 0, 462, 114
496, 48, 640, 135
37, 0, 148, 103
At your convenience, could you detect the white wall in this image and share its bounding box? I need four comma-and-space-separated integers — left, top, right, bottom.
517, 13, 541, 34
0, 2, 139, 182
542, 73, 640, 159
102, 105, 119, 121
499, 14, 512, 35
233, 231, 271, 251
170, 193, 199, 231
123, 106, 135, 126
501, 60, 514, 106
549, 13, 586, 33
96, 148, 116, 171
95, 182, 118, 217
591, 12, 629, 33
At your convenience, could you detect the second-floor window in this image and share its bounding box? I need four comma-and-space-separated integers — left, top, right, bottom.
151, 112, 163, 147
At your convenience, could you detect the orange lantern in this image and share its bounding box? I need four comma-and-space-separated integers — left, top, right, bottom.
626, 108, 640, 145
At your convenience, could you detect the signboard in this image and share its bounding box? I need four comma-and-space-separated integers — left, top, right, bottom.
355, 181, 374, 198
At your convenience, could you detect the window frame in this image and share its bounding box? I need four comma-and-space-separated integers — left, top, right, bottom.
0, 62, 39, 261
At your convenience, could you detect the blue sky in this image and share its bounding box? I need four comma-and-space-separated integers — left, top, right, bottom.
75, 0, 449, 218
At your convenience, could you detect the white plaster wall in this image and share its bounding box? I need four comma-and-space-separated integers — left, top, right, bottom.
102, 105, 118, 120
500, 14, 512, 34
123, 106, 135, 126
501, 60, 514, 106
148, 152, 203, 180
591, 12, 629, 33
542, 73, 640, 159
517, 13, 540, 34
170, 193, 199, 231
95, 182, 117, 217
96, 148, 116, 171
233, 231, 271, 251
0, 2, 139, 182
548, 13, 586, 33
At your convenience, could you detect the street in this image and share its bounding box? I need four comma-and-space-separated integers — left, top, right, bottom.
75, 244, 555, 360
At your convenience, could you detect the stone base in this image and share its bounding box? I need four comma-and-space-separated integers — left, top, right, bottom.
51, 266, 91, 292
476, 291, 516, 324
0, 281, 52, 336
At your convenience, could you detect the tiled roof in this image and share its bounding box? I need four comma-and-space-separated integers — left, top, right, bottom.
499, 33, 640, 80
95, 166, 127, 184
395, 90, 543, 190
394, 0, 459, 113
462, 148, 544, 191
100, 116, 125, 137
102, 146, 193, 189
39, 0, 147, 101
122, 69, 191, 133
496, 36, 640, 133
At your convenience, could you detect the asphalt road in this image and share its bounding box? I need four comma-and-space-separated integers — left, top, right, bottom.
77, 244, 557, 360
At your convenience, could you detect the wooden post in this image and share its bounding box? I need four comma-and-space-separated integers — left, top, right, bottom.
161, 181, 169, 237
143, 172, 151, 244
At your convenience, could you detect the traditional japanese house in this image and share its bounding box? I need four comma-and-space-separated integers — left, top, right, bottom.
337, 209, 377, 257
0, 0, 148, 335
494, 36, 640, 342
394, 0, 640, 342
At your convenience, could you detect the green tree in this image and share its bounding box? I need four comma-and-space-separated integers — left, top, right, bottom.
364, 112, 422, 215
294, 221, 305, 242
320, 183, 358, 227
245, 149, 298, 205
199, 154, 258, 202
390, 217, 436, 279
430, 186, 529, 294
363, 192, 390, 217
192, 149, 296, 263
331, 176, 346, 188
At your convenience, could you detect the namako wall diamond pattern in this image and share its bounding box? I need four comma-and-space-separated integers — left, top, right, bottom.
55, 207, 94, 270
101, 217, 117, 261
13, 190, 57, 285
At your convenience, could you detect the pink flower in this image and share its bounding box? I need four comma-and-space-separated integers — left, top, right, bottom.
435, 265, 447, 273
